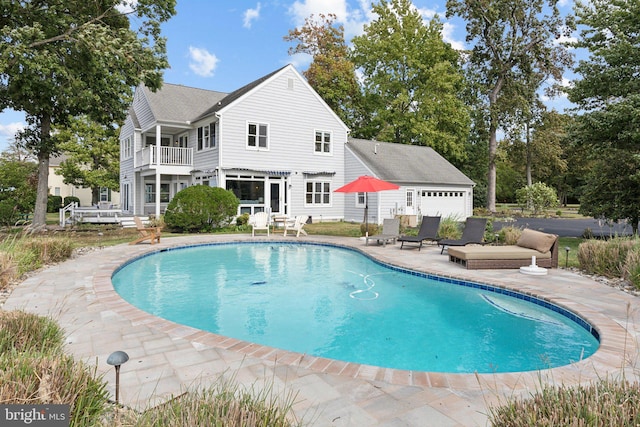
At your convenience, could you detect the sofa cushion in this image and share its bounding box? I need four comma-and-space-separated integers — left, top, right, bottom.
516, 229, 557, 253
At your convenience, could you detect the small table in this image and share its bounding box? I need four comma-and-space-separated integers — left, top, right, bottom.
271, 216, 289, 233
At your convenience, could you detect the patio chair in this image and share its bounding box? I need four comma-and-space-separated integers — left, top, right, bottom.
129, 216, 162, 245
284, 215, 308, 237
438, 217, 488, 254
366, 218, 400, 247
250, 212, 270, 236
398, 216, 441, 250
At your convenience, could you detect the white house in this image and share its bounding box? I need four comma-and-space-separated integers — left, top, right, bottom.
119, 64, 474, 224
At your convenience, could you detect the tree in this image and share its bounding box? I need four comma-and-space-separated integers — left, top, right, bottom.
566, 0, 640, 234
54, 116, 120, 205
284, 13, 362, 129
0, 157, 38, 226
350, 0, 470, 164
515, 182, 558, 216
0, 0, 176, 230
447, 0, 573, 211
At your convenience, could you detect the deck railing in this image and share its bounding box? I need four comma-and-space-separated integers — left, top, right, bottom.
138, 145, 193, 167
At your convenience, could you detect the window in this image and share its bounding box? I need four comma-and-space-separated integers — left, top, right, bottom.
306, 181, 331, 205
227, 179, 265, 204
99, 187, 111, 202
144, 135, 171, 146
406, 190, 414, 208
145, 183, 170, 203
247, 122, 268, 149
356, 192, 366, 207
314, 131, 331, 154
122, 136, 132, 158
197, 125, 209, 151
210, 122, 217, 147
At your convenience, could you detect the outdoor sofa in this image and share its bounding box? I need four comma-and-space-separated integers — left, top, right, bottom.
447, 228, 559, 270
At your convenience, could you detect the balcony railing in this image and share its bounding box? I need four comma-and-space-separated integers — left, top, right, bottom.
138, 145, 193, 167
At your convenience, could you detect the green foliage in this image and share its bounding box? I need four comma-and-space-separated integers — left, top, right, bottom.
0, 311, 64, 355
350, 0, 470, 164
515, 182, 558, 216
164, 186, 239, 232
437, 215, 463, 240
0, 0, 176, 228
360, 223, 379, 237
47, 195, 62, 213
624, 246, 640, 289
235, 213, 250, 226
63, 196, 80, 207
446, 0, 573, 211
0, 158, 37, 226
54, 116, 120, 204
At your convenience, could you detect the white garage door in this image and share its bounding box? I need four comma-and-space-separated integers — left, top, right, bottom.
420, 190, 467, 218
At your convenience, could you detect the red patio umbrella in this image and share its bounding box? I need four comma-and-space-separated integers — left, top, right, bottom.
334, 175, 399, 234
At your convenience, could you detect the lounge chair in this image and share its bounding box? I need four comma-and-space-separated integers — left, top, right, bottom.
438, 217, 487, 254
366, 218, 400, 246
129, 216, 162, 245
447, 229, 559, 269
250, 212, 270, 236
398, 216, 441, 250
284, 215, 308, 237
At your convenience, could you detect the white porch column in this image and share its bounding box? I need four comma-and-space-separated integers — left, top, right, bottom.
155, 125, 161, 218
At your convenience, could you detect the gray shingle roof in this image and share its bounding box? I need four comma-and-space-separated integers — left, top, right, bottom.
141, 84, 228, 123
347, 138, 475, 186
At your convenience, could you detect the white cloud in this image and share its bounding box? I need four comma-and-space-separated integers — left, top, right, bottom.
287, 52, 313, 69
188, 47, 219, 77
442, 22, 465, 51
0, 122, 24, 143
288, 0, 349, 26
115, 0, 136, 14
243, 3, 261, 29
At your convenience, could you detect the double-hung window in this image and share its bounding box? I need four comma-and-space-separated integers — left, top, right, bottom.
314, 131, 331, 154
305, 181, 331, 205
197, 123, 216, 150
247, 122, 268, 149
122, 136, 132, 158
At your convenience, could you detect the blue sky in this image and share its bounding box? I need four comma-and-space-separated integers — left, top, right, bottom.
0, 0, 577, 153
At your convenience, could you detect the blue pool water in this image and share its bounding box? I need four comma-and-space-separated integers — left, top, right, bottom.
112, 242, 599, 373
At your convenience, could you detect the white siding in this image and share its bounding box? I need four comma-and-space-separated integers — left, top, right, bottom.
218, 67, 348, 220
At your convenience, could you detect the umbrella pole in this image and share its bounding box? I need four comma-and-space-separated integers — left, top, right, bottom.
364, 193, 368, 238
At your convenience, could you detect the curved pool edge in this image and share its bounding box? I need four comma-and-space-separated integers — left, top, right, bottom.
99, 234, 635, 391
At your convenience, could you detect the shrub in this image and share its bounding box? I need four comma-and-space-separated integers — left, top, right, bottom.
623, 246, 640, 289
164, 185, 239, 233
577, 238, 638, 278
515, 182, 558, 216
63, 196, 80, 207
488, 379, 640, 426
236, 213, 250, 226
438, 216, 462, 240
360, 223, 379, 236
498, 226, 522, 245
47, 195, 63, 213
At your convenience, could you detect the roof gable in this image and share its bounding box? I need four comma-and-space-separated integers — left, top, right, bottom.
347, 138, 474, 186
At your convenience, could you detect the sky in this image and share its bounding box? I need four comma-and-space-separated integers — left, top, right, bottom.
0, 0, 578, 153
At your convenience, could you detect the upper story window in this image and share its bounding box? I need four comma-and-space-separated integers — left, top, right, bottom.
315, 130, 331, 154
122, 136, 132, 159
247, 122, 268, 149
197, 123, 216, 150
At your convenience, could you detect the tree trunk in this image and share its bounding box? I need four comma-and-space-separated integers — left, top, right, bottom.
32, 115, 52, 231
486, 78, 504, 213
526, 121, 532, 186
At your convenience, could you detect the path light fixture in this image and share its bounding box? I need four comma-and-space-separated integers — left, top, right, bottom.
107, 350, 129, 405
564, 246, 571, 269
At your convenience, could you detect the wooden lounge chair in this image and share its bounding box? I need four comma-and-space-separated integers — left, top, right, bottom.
398, 216, 441, 250
284, 215, 308, 237
129, 217, 162, 245
438, 217, 488, 254
250, 212, 270, 236
366, 218, 400, 246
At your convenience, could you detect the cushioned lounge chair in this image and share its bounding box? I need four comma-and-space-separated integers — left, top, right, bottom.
398, 216, 441, 250
438, 217, 487, 254
366, 218, 400, 246
447, 229, 559, 269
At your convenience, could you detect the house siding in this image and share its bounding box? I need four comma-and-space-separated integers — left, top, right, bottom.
217, 67, 347, 220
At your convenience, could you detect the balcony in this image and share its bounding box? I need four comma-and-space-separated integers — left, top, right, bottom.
136, 145, 193, 172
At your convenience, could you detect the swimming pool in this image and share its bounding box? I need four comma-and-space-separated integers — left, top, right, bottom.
112, 242, 599, 373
